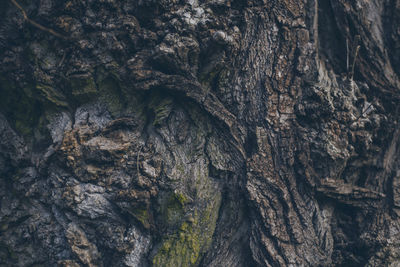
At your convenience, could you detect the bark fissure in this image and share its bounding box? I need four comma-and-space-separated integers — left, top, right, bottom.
1, 0, 400, 266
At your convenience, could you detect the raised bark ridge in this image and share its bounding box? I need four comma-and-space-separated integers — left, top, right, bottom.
1, 0, 400, 266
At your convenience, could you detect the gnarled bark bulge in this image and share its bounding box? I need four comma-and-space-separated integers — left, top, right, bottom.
1, 0, 400, 266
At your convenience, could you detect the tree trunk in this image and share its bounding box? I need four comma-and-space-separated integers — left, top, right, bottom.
1, 0, 400, 266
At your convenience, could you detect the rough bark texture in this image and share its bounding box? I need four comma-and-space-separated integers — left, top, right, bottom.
1, 0, 400, 266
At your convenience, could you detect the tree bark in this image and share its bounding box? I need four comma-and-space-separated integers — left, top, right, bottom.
1, 0, 400, 266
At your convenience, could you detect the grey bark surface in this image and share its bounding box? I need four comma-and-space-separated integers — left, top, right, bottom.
1, 0, 400, 266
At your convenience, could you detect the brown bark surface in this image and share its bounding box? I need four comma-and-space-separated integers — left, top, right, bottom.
1, 0, 400, 266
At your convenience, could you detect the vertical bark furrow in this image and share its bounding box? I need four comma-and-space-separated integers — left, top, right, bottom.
1, 0, 400, 266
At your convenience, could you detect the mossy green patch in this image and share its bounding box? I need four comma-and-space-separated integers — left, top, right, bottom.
0, 78, 42, 137
149, 94, 173, 126
36, 84, 68, 107
152, 219, 201, 267
131, 207, 151, 229
153, 209, 219, 266
69, 75, 97, 101
163, 192, 186, 226
174, 192, 188, 206
153, 192, 221, 267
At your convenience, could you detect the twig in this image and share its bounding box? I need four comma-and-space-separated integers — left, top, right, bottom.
348, 35, 361, 80
350, 102, 374, 124
349, 45, 360, 80
10, 0, 68, 39
358, 102, 373, 119
58, 51, 66, 67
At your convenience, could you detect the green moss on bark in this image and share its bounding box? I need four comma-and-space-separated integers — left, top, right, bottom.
153, 192, 221, 267
69, 75, 97, 101
163, 192, 186, 226
0, 78, 41, 137
131, 207, 151, 229
148, 95, 173, 126
36, 84, 68, 107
